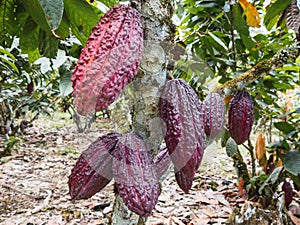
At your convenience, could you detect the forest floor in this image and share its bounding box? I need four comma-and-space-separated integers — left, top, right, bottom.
0, 112, 252, 225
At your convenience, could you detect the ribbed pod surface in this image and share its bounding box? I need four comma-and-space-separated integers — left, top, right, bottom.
228, 90, 254, 145
72, 5, 143, 115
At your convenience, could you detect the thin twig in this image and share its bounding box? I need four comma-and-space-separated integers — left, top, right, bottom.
214, 42, 300, 96
247, 139, 256, 176
1, 183, 44, 200
230, 5, 236, 68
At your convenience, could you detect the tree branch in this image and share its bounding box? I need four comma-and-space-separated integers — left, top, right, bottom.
215, 42, 300, 96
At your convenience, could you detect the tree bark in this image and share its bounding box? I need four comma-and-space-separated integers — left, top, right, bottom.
111, 0, 174, 224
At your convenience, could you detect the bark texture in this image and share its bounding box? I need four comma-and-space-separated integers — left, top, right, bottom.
111, 0, 174, 224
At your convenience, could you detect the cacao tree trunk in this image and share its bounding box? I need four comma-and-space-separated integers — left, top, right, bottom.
111, 0, 174, 224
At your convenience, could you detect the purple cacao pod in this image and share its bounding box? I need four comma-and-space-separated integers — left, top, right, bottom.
72, 4, 143, 116
202, 93, 225, 139
154, 146, 171, 179
113, 131, 160, 217
228, 90, 254, 145
159, 78, 205, 179
27, 81, 34, 95
174, 141, 203, 193
175, 170, 193, 194
68, 132, 120, 200
282, 181, 293, 207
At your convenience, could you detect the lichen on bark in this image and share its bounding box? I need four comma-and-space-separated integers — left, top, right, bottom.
215, 41, 300, 96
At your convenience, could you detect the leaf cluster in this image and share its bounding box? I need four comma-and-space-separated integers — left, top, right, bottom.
0, 0, 118, 61
0, 0, 120, 155
177, 0, 300, 207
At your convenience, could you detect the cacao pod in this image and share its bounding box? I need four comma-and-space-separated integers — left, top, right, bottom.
202, 93, 225, 139
27, 81, 34, 95
175, 170, 193, 194
68, 132, 120, 200
282, 181, 293, 207
228, 90, 254, 145
174, 141, 203, 193
159, 78, 205, 179
72, 4, 143, 116
154, 146, 171, 179
113, 131, 160, 217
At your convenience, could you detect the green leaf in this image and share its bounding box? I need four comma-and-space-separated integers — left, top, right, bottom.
233, 4, 256, 51
284, 150, 300, 176
233, 4, 249, 36
208, 31, 228, 51
38, 0, 64, 30
259, 166, 283, 194
264, 0, 292, 30
276, 65, 300, 72
226, 137, 238, 157
290, 174, 300, 187
0, 55, 19, 73
221, 129, 231, 147
39, 30, 59, 58
273, 82, 293, 90
70, 23, 88, 45
21, 0, 51, 33
59, 72, 73, 98
20, 17, 39, 51
240, 34, 255, 50
0, 0, 19, 39
190, 62, 214, 77
56, 15, 71, 39
0, 48, 16, 60
19, 17, 41, 62
203, 36, 216, 59
274, 122, 295, 134
28, 50, 42, 63
270, 139, 290, 151
64, 0, 100, 45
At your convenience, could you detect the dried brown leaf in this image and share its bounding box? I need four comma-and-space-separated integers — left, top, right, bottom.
255, 133, 266, 160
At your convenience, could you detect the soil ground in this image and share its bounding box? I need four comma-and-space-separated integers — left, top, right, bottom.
0, 113, 248, 225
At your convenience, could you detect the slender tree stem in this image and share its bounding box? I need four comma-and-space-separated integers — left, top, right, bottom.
230, 4, 236, 69
247, 139, 256, 176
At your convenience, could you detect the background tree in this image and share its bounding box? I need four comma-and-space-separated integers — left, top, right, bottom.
175, 0, 300, 223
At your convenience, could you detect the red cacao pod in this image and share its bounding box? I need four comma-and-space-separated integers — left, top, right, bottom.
72, 4, 143, 116
202, 93, 225, 139
175, 170, 193, 194
68, 132, 120, 200
154, 146, 171, 179
228, 90, 254, 145
113, 131, 160, 217
174, 139, 203, 193
159, 78, 205, 179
